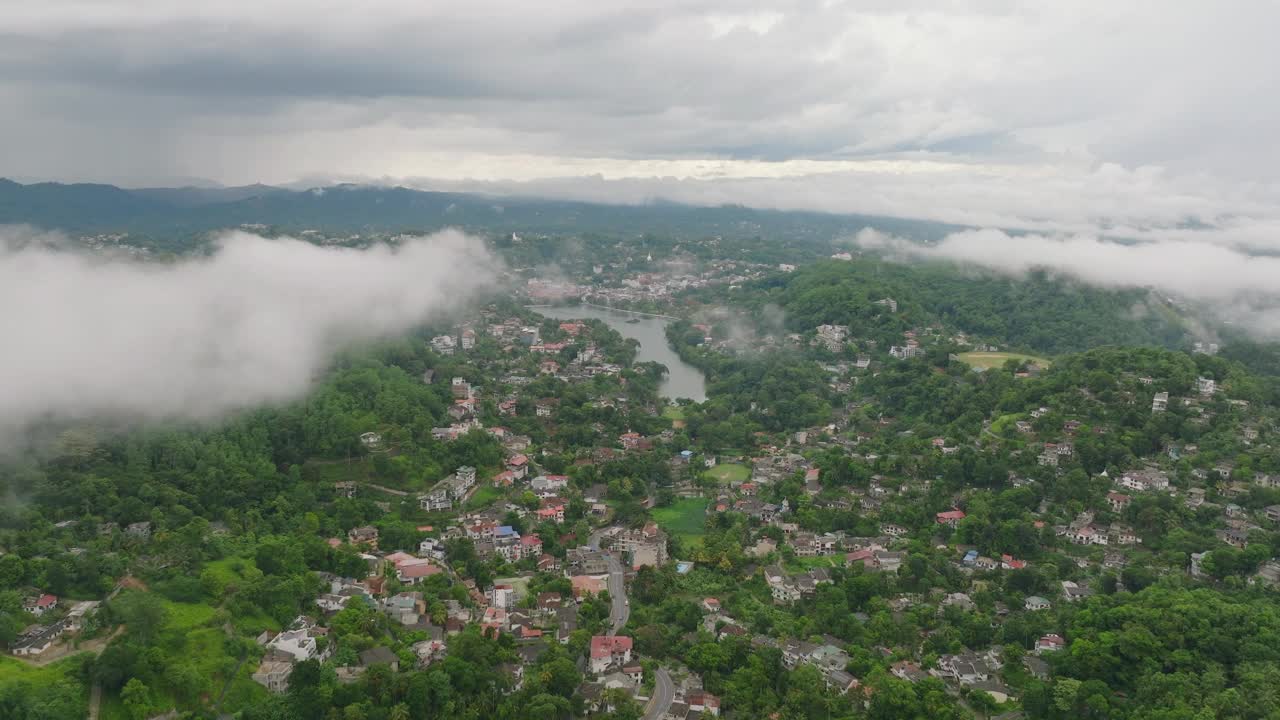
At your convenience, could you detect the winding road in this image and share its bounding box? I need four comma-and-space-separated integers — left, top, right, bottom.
588, 529, 673, 719
587, 529, 630, 635
644, 668, 674, 720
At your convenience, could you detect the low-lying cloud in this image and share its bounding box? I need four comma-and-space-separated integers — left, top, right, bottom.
852, 227, 1280, 336
0, 228, 499, 446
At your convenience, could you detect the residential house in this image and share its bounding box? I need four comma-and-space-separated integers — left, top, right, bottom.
687, 691, 721, 716
347, 525, 379, 548
571, 575, 607, 601
12, 621, 68, 657
566, 548, 609, 576
1060, 581, 1092, 603
253, 660, 294, 693
589, 635, 633, 675
1152, 392, 1169, 412
1035, 634, 1066, 654
359, 647, 400, 671
1024, 596, 1052, 611
25, 594, 57, 617
506, 455, 530, 480
1106, 491, 1131, 512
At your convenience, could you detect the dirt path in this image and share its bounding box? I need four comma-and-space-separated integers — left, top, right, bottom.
88, 682, 102, 720
15, 625, 125, 668
363, 482, 412, 497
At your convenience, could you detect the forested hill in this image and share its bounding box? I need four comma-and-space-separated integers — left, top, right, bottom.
771, 260, 1191, 355
0, 178, 959, 242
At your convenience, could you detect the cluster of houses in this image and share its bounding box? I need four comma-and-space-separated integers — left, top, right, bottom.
10, 598, 100, 657
419, 465, 478, 512
763, 565, 834, 605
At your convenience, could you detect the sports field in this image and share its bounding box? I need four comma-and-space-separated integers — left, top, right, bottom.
956, 351, 1051, 370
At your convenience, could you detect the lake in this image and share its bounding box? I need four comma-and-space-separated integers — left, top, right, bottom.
532, 304, 707, 402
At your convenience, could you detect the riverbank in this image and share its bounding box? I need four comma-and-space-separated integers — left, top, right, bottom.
530, 304, 706, 402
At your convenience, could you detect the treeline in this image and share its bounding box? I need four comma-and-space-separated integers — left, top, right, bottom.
707, 259, 1192, 356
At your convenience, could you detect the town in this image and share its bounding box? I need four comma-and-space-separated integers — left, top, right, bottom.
4, 235, 1280, 720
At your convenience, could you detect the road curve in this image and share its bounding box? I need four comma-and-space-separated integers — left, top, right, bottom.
644, 667, 674, 720
588, 529, 630, 635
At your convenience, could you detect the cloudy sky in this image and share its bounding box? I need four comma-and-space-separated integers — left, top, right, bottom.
3, 1, 1280, 236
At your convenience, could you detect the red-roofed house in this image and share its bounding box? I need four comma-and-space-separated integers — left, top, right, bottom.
688, 691, 721, 716
702, 598, 721, 614
398, 561, 443, 585
845, 549, 876, 569
536, 504, 566, 524
506, 455, 530, 480
481, 607, 507, 636
589, 635, 633, 674
571, 575, 605, 601
1036, 634, 1066, 654
1001, 554, 1027, 570
936, 510, 966, 527
1106, 491, 1131, 512
29, 594, 58, 617
518, 534, 544, 559
385, 551, 416, 567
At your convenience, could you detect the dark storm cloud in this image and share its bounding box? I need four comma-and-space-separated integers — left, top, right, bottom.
1, 1, 1279, 240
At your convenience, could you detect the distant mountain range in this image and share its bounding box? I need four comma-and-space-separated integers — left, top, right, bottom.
0, 178, 959, 241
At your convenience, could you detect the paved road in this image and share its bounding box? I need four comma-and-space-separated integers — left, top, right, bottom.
588, 530, 630, 636
644, 667, 674, 720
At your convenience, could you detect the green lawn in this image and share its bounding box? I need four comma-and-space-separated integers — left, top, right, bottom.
465, 484, 504, 510
162, 599, 219, 631
0, 655, 85, 690
201, 555, 256, 587
652, 498, 710, 546
785, 555, 843, 571
703, 463, 750, 484
990, 413, 1024, 435
662, 406, 687, 422
956, 351, 1052, 370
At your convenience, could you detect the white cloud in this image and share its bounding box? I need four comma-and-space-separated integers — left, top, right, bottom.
0, 228, 499, 445
850, 227, 1280, 335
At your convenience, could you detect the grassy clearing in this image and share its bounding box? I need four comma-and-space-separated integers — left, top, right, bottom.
703, 463, 750, 484
653, 498, 710, 546
0, 655, 84, 690
990, 413, 1024, 435
465, 485, 505, 510
308, 458, 373, 484
201, 556, 256, 587
785, 555, 843, 571
956, 351, 1052, 370
662, 406, 686, 421
493, 576, 532, 603
161, 598, 219, 632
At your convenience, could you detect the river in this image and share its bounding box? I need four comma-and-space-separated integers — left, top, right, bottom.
532, 305, 707, 402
